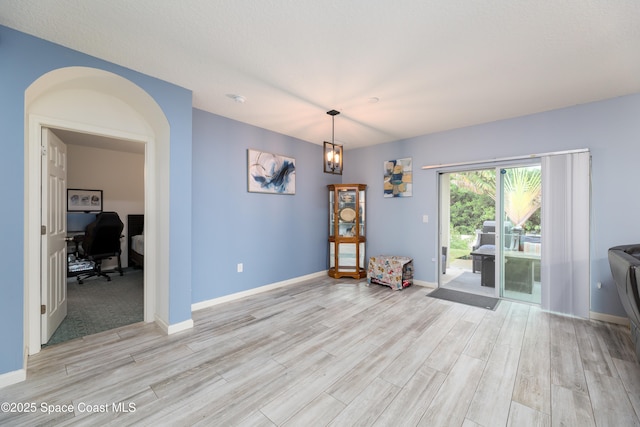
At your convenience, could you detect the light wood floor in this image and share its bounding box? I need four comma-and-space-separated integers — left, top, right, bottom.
2, 276, 640, 426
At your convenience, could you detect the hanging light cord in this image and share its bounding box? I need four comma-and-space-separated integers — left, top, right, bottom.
327, 109, 340, 166
325, 109, 341, 173
332, 114, 335, 146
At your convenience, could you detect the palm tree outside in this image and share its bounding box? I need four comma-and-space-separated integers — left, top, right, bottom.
451, 166, 541, 231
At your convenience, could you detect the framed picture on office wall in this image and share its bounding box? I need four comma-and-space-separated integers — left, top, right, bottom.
247, 149, 296, 195
67, 189, 103, 212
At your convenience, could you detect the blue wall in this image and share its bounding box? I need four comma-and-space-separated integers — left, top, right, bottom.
344, 93, 640, 317
0, 26, 193, 376
191, 109, 340, 302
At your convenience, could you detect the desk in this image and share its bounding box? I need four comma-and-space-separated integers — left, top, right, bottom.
66, 233, 84, 257
469, 247, 540, 293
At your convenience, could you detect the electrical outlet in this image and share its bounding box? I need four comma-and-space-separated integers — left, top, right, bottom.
237, 263, 243, 273
422, 215, 429, 223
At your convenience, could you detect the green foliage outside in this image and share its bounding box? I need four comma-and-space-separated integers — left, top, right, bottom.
450, 184, 495, 235
448, 228, 474, 260
447, 168, 542, 260
448, 184, 494, 260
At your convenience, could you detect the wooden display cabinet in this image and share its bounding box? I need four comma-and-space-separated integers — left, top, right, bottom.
328, 184, 366, 279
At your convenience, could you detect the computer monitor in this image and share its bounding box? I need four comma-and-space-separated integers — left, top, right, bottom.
67, 212, 97, 233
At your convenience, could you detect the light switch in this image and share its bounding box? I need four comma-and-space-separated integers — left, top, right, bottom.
422, 215, 429, 223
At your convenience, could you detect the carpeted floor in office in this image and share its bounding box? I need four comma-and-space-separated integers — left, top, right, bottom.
45, 269, 143, 346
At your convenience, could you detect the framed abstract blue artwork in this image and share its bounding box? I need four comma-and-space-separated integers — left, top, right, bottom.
247, 149, 296, 195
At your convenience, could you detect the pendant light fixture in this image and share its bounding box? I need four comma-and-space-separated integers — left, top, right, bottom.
323, 109, 343, 175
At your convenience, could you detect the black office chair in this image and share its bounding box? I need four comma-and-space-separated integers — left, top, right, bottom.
76, 212, 124, 284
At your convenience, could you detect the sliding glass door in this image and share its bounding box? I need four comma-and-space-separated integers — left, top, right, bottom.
438, 151, 590, 315
498, 165, 542, 304
439, 162, 542, 304
439, 168, 497, 298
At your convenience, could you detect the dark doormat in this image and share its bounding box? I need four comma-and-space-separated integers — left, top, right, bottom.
427, 287, 499, 311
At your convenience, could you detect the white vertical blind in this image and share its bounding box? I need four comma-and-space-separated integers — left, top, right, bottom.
541, 151, 591, 317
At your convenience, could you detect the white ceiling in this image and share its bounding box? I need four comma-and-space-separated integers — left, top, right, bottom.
2, 0, 640, 150
51, 129, 145, 154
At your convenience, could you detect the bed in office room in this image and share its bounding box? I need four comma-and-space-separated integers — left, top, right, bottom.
128, 214, 144, 268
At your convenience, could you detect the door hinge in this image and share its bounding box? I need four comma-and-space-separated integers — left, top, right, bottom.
41, 146, 47, 156
41, 225, 46, 235
41, 305, 46, 315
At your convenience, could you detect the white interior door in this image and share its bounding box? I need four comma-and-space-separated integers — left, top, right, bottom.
41, 128, 68, 343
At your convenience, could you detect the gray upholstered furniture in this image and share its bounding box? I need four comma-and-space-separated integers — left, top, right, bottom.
608, 244, 640, 362
472, 221, 496, 273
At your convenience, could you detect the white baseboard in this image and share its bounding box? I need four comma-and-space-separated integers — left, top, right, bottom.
154, 315, 194, 335
154, 314, 169, 333
0, 368, 26, 389
590, 311, 629, 326
192, 271, 327, 312
167, 319, 194, 335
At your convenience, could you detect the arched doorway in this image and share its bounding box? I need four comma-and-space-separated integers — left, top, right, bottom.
24, 67, 171, 354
